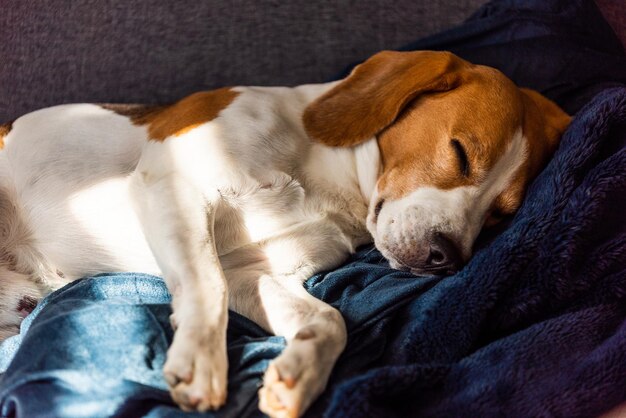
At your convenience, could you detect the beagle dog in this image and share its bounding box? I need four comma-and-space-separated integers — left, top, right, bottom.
0, 51, 570, 417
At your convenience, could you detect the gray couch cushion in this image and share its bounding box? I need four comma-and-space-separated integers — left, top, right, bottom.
0, 0, 485, 121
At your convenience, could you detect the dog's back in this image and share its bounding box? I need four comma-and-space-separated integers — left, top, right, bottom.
0, 85, 371, 339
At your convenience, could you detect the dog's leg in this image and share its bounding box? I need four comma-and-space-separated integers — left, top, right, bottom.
131, 170, 228, 412
228, 267, 347, 418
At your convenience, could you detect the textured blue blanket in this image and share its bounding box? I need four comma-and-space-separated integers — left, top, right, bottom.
1, 0, 625, 417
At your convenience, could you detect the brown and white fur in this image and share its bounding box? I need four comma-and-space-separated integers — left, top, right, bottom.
0, 51, 569, 417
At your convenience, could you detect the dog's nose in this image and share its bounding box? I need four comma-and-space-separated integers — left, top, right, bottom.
425, 232, 463, 274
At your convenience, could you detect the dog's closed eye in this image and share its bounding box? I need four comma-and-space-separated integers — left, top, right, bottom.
451, 139, 469, 177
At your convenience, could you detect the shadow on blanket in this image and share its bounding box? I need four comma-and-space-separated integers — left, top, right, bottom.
0, 0, 625, 417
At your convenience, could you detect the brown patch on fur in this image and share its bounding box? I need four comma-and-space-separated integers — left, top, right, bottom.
519, 88, 571, 174
16, 295, 37, 314
303, 50, 470, 147
102, 88, 239, 141
484, 88, 571, 222
0, 121, 14, 150
376, 64, 525, 199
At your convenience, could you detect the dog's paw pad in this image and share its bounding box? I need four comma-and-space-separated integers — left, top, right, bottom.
258, 333, 330, 417
258, 363, 301, 418
164, 331, 228, 412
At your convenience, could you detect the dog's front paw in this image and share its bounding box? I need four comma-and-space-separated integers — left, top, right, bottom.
163, 325, 228, 412
258, 337, 328, 418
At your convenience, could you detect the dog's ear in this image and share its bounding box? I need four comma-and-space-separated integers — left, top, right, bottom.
519, 88, 571, 174
303, 50, 470, 147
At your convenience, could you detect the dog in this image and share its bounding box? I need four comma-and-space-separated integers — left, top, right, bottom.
0, 51, 570, 417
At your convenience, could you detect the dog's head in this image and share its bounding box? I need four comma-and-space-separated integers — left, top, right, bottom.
304, 50, 570, 276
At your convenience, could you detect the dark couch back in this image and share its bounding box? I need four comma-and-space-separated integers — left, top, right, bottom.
0, 0, 486, 121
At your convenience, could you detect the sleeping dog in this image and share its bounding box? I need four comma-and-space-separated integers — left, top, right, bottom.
0, 51, 570, 417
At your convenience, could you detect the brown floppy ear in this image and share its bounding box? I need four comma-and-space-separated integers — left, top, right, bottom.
303, 50, 470, 147
520, 88, 571, 173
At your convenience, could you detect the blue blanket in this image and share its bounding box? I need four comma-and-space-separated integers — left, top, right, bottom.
1, 1, 625, 417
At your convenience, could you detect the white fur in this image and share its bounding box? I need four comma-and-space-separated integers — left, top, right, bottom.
354, 138, 382, 202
